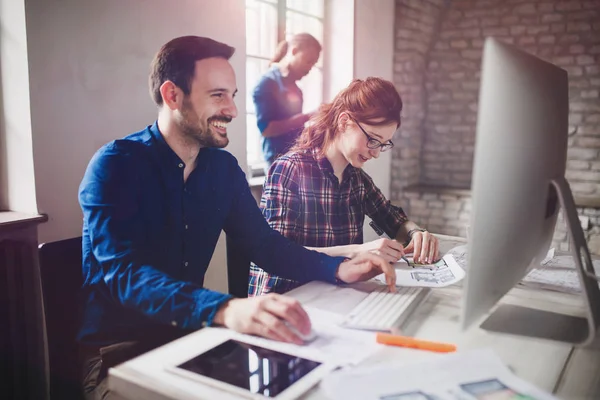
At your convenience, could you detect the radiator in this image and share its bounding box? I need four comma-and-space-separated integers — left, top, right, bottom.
0, 239, 48, 400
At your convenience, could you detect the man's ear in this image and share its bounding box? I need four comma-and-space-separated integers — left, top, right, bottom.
160, 81, 183, 110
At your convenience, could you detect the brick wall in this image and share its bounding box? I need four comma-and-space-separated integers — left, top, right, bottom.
392, 0, 447, 193
392, 0, 600, 253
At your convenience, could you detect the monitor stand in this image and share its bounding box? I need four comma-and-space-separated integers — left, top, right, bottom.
480, 176, 600, 347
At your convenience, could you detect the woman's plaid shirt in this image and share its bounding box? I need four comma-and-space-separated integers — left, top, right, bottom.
249, 149, 408, 296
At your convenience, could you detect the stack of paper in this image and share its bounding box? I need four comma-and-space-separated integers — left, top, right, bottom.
321, 349, 557, 400
520, 255, 600, 294
446, 244, 600, 294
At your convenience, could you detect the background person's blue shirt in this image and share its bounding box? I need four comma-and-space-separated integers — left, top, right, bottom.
78, 122, 343, 346
253, 66, 303, 165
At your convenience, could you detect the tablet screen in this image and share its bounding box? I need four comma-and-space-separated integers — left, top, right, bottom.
176, 339, 321, 398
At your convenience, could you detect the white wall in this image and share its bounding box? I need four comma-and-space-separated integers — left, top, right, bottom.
25, 0, 247, 243
323, 0, 355, 102
0, 0, 38, 213
5, 0, 395, 292
354, 0, 396, 242
23, 0, 246, 292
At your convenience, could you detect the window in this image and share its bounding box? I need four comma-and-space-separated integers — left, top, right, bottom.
245, 0, 325, 175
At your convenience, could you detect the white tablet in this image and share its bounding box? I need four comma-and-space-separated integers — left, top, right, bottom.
165, 330, 337, 400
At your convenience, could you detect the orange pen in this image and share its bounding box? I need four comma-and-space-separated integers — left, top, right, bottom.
376, 332, 457, 353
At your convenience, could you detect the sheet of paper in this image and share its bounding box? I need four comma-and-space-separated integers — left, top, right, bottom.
447, 244, 468, 270
374, 254, 465, 288
446, 245, 555, 272
446, 244, 600, 294
231, 307, 382, 366
321, 348, 558, 400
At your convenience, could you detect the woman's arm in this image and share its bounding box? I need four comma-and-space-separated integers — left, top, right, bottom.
306, 237, 405, 264
262, 113, 311, 138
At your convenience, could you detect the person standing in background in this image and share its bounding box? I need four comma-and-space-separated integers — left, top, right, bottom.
252, 33, 321, 171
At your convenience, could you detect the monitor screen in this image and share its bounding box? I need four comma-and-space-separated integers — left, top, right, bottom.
175, 339, 321, 398
462, 37, 568, 330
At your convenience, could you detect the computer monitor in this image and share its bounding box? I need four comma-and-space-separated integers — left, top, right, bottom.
461, 38, 600, 346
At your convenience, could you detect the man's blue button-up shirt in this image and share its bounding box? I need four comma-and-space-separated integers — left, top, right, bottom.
78, 122, 344, 346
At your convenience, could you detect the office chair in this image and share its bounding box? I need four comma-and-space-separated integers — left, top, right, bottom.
226, 235, 251, 298
38, 237, 84, 400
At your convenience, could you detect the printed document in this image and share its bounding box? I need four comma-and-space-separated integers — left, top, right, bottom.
374, 254, 465, 288
321, 348, 557, 400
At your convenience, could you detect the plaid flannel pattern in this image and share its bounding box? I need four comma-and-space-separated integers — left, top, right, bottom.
248, 149, 408, 296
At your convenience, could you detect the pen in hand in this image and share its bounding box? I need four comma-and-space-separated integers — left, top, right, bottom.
369, 221, 409, 265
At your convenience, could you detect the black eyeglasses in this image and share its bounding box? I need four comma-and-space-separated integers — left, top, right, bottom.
351, 117, 394, 152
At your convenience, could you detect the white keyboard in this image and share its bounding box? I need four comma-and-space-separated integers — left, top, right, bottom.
340, 286, 430, 331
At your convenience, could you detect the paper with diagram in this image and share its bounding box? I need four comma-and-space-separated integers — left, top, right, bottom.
321, 348, 557, 400
374, 254, 465, 288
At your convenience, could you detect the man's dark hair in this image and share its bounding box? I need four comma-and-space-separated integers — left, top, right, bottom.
149, 36, 235, 106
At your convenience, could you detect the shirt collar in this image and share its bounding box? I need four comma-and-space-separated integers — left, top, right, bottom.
149, 121, 189, 170
311, 148, 357, 184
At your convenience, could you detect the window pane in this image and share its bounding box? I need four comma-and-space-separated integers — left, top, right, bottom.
286, 0, 324, 18
286, 11, 324, 67
298, 67, 323, 114
246, 0, 278, 58
246, 57, 272, 115
246, 113, 265, 166
286, 11, 323, 42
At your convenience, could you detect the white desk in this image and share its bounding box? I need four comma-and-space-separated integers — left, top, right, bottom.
109, 235, 600, 400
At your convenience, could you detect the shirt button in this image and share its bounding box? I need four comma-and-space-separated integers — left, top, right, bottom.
178, 163, 184, 168
171, 321, 177, 327
184, 261, 189, 267
185, 225, 189, 230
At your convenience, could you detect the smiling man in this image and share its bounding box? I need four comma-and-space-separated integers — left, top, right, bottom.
78, 36, 396, 399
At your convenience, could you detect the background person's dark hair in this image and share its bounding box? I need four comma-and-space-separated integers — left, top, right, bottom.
269, 32, 322, 66
149, 36, 235, 106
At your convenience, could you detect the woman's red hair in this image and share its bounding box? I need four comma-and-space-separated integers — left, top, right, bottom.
291, 77, 403, 158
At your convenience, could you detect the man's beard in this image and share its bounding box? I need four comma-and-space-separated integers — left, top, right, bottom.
178, 99, 231, 148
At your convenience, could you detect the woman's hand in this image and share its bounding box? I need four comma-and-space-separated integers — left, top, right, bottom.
357, 238, 405, 264
404, 231, 439, 264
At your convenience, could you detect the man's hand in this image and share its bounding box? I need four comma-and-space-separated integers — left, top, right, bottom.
404, 231, 439, 264
336, 252, 397, 292
213, 294, 310, 345
358, 238, 405, 264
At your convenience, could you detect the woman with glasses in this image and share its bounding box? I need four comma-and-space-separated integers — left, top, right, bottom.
249, 77, 439, 296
